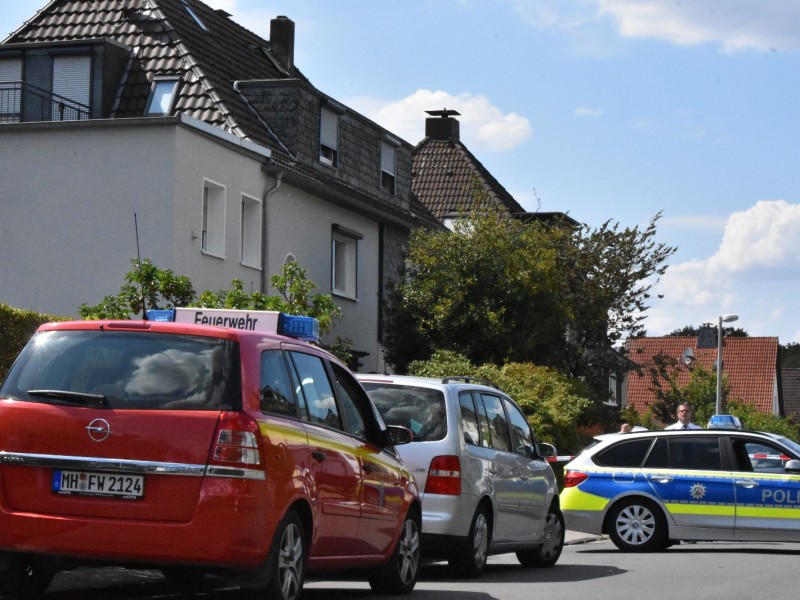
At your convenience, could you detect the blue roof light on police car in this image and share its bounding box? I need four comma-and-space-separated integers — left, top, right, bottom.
278, 313, 320, 343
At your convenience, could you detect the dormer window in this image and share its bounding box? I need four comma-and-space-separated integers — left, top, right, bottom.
145, 78, 179, 115
381, 138, 398, 195
319, 106, 339, 167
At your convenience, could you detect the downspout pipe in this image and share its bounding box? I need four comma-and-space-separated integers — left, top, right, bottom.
261, 165, 282, 294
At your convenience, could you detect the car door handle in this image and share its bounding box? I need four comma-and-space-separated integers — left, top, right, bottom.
488, 468, 498, 475
311, 450, 326, 462
363, 463, 375, 474
650, 475, 673, 483
736, 479, 759, 488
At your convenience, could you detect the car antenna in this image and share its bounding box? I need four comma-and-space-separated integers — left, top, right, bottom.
134, 213, 148, 320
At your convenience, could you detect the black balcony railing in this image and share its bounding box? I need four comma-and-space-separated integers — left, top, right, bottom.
0, 81, 90, 123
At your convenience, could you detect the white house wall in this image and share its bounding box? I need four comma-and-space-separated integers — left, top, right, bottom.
266, 183, 381, 371
1, 117, 382, 368
0, 121, 177, 316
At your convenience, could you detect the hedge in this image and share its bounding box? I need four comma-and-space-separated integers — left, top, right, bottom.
0, 303, 66, 381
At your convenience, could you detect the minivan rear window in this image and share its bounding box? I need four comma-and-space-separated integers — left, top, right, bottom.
0, 330, 240, 411
361, 383, 446, 442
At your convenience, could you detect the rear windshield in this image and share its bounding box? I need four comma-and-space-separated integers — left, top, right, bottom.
0, 329, 240, 411
361, 383, 446, 442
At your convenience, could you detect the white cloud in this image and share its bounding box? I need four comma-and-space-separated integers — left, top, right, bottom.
647, 200, 800, 340
575, 107, 603, 117
348, 89, 533, 152
596, 0, 800, 52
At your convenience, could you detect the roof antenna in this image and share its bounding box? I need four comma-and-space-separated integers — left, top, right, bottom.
134, 213, 148, 320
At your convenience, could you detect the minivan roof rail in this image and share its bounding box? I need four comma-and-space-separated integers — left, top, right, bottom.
441, 376, 501, 390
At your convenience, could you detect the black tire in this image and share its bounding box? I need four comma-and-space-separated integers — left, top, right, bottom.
0, 554, 55, 599
448, 505, 490, 578
368, 510, 421, 595
607, 498, 667, 552
516, 504, 565, 568
241, 510, 306, 600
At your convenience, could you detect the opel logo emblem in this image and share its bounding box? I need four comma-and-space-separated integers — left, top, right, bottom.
86, 418, 111, 442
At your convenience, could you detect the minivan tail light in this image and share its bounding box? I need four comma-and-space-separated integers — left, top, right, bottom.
425, 455, 461, 495
563, 470, 589, 487
211, 412, 262, 466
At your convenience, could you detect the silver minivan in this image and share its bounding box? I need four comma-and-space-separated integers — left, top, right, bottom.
356, 374, 563, 577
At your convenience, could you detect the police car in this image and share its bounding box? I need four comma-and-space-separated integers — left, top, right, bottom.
0, 308, 420, 599
561, 428, 800, 551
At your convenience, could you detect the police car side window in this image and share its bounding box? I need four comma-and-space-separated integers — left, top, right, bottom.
670, 437, 722, 471
259, 350, 298, 417
287, 351, 342, 430
595, 439, 654, 468
742, 440, 788, 474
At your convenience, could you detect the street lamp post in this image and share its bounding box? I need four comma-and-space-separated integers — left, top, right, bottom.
715, 314, 739, 415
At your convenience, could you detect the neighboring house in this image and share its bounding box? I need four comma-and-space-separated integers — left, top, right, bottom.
412, 109, 578, 229
781, 368, 800, 422
623, 336, 782, 420
0, 0, 439, 372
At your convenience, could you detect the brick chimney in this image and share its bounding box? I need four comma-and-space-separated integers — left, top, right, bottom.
425, 108, 461, 140
270, 16, 295, 72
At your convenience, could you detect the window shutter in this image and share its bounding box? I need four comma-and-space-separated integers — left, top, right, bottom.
52, 55, 90, 119
381, 141, 395, 175
320, 107, 338, 151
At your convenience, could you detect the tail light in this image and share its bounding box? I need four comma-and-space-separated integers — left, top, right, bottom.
210, 412, 262, 467
425, 455, 461, 495
563, 470, 589, 488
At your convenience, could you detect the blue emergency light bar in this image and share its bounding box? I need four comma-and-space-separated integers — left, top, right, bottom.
145, 308, 320, 343
146, 309, 175, 322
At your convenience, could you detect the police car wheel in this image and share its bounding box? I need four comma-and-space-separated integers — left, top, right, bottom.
608, 498, 667, 552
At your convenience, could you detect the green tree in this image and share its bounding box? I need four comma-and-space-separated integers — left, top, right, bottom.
78, 261, 346, 359
557, 213, 676, 385
384, 207, 564, 372
780, 342, 800, 368
79, 258, 195, 319
644, 353, 718, 426
384, 205, 676, 394
667, 323, 749, 338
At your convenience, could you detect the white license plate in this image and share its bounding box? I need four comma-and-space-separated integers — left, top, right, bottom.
52, 470, 144, 499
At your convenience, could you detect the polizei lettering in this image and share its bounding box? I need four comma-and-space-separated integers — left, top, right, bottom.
762, 489, 800, 505
193, 311, 259, 330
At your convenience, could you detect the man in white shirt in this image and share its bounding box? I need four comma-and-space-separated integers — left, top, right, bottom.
665, 403, 702, 430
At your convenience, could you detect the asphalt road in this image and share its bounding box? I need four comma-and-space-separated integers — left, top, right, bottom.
24, 534, 800, 599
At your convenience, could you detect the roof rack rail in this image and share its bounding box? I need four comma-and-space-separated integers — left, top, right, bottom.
441, 376, 501, 390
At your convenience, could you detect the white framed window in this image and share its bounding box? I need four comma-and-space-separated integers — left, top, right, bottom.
146, 78, 179, 115
240, 194, 262, 269
380, 140, 396, 195
0, 58, 22, 122
319, 106, 338, 167
331, 224, 362, 299
201, 180, 226, 257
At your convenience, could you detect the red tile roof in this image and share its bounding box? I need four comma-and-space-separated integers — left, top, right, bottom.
624, 336, 779, 415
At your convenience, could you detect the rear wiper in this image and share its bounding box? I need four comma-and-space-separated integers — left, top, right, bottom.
27, 389, 109, 408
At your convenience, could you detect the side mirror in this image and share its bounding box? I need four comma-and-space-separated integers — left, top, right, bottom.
385, 425, 414, 447
784, 459, 800, 474
538, 442, 557, 460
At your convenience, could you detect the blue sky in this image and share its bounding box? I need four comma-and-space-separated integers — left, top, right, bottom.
5, 1, 800, 341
